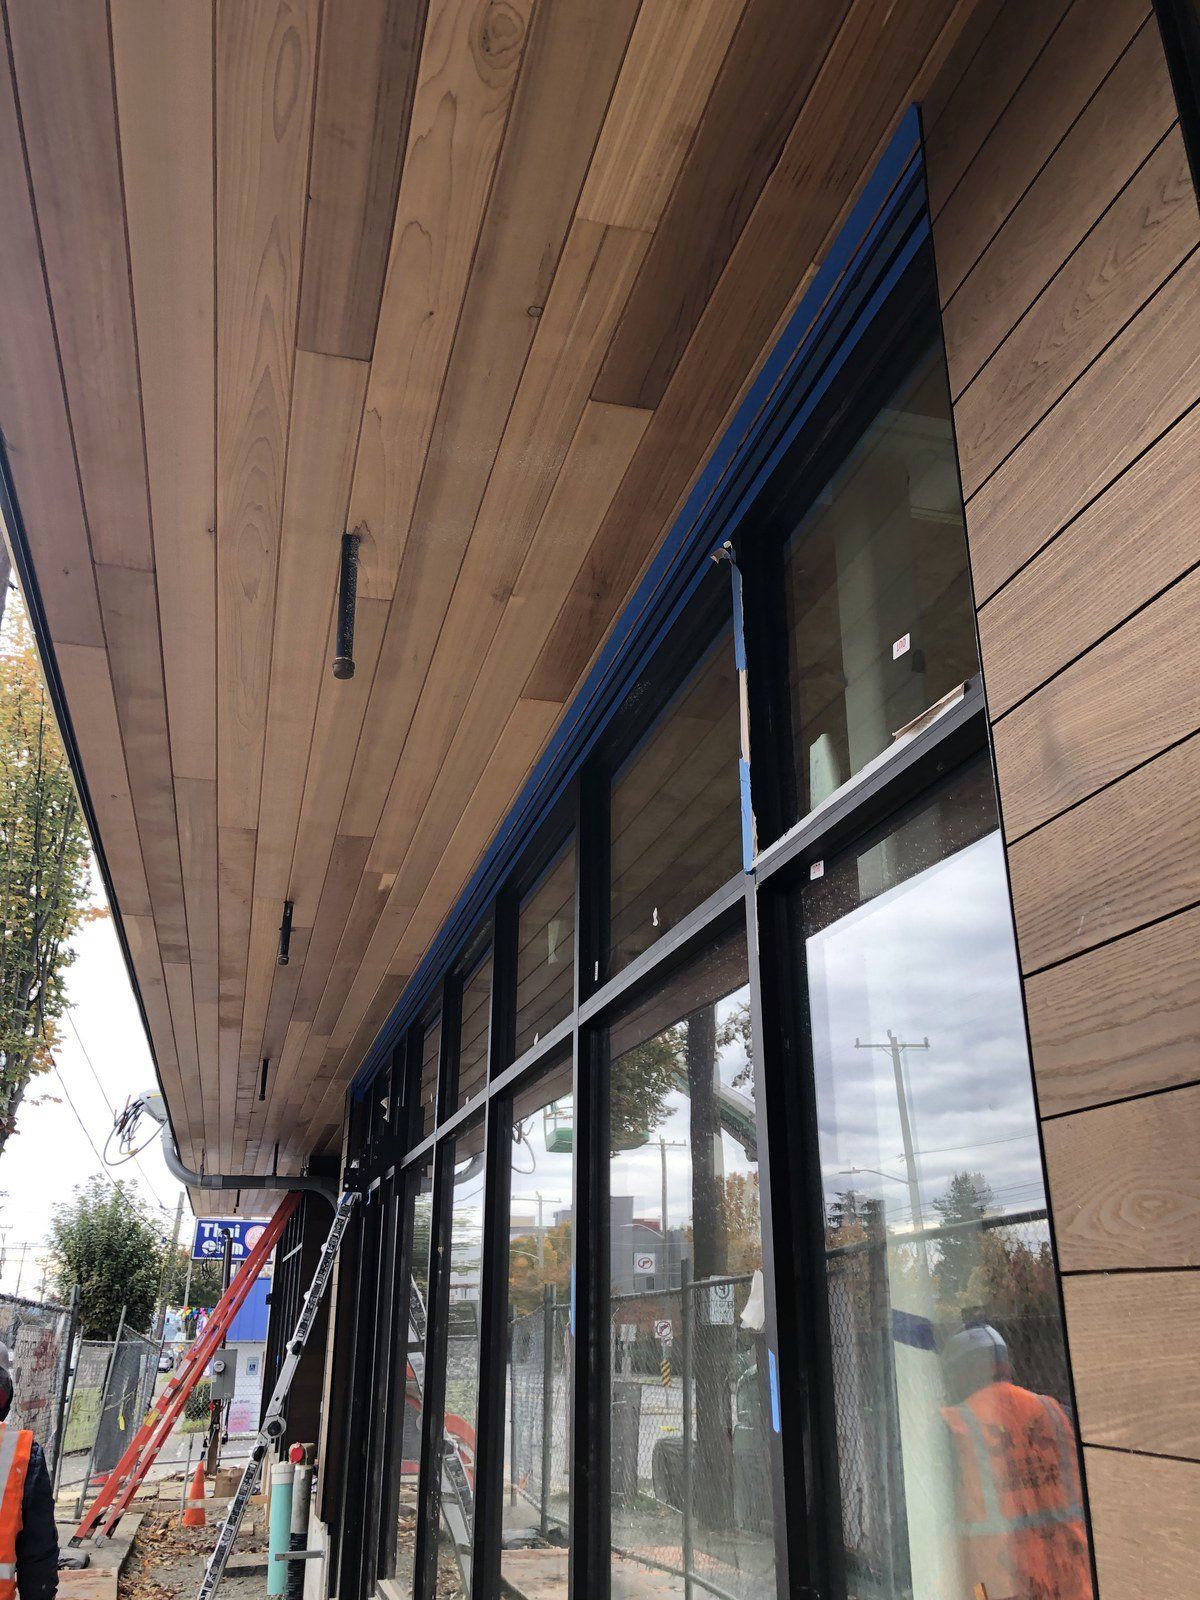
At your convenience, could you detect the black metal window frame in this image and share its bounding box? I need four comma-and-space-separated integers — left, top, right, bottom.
327, 212, 1064, 1600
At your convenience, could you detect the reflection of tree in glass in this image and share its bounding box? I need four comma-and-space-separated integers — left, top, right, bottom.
610, 1026, 682, 1153
932, 1170, 995, 1305
507, 1220, 572, 1315
716, 998, 755, 1093
715, 1171, 763, 1275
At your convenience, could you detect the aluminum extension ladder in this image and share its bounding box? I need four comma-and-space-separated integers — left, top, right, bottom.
196, 1189, 359, 1600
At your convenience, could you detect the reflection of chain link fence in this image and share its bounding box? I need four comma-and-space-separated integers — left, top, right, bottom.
0, 1290, 76, 1474
825, 1207, 1064, 1591
606, 1270, 775, 1600
509, 1293, 570, 1537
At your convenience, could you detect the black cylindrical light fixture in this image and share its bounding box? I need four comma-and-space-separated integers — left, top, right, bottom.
332, 531, 361, 679
258, 1058, 270, 1103
278, 899, 294, 966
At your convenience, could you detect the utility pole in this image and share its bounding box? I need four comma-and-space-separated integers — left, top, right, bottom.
657, 1138, 686, 1237
153, 1193, 185, 1342
855, 1031, 930, 1233
14, 1241, 27, 1297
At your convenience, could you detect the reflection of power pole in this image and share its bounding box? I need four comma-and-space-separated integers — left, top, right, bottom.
656, 1139, 686, 1236
855, 1031, 930, 1232
14, 1242, 27, 1297
532, 1194, 566, 1269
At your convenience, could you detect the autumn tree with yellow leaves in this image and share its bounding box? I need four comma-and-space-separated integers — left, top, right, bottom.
0, 593, 93, 1155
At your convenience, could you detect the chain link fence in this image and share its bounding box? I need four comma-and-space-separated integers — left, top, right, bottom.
0, 1290, 76, 1474
603, 1270, 774, 1600
508, 1293, 570, 1539
59, 1322, 159, 1506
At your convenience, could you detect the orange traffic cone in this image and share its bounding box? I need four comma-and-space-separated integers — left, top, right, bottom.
182, 1460, 206, 1527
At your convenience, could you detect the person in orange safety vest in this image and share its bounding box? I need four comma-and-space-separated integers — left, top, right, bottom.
0, 1348, 58, 1600
941, 1324, 1091, 1600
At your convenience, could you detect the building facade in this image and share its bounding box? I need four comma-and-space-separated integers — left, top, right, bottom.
0, 0, 1197, 1597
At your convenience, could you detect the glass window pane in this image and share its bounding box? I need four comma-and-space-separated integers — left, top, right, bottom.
609, 628, 741, 976
515, 839, 576, 1058
456, 946, 493, 1113
801, 759, 1092, 1600
501, 1057, 574, 1594
783, 345, 979, 820
432, 1121, 485, 1597
606, 931, 778, 1599
393, 1161, 433, 1591
419, 1009, 441, 1141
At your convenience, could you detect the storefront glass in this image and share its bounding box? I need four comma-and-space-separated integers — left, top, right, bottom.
394, 1161, 434, 1593
515, 839, 576, 1057
781, 345, 979, 823
609, 626, 741, 977
500, 1058, 575, 1594
800, 759, 1092, 1600
606, 931, 777, 1599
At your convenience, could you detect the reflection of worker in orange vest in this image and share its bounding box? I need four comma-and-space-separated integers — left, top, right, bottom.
941, 1326, 1091, 1600
0, 1352, 58, 1600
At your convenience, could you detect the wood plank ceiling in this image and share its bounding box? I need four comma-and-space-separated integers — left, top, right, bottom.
0, 0, 976, 1175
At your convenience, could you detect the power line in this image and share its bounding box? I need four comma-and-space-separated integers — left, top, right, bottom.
63, 1010, 171, 1211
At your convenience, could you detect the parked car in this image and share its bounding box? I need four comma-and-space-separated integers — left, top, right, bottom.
157, 1351, 174, 1374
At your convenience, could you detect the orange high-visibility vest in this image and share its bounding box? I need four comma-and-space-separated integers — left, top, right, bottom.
0, 1423, 33, 1600
943, 1381, 1091, 1600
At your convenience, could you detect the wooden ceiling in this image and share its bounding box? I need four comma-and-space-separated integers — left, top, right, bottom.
0, 0, 979, 1175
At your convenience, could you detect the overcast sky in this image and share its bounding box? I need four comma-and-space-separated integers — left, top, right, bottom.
0, 868, 189, 1299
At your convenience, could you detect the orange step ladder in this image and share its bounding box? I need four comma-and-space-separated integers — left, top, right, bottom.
71, 1192, 300, 1543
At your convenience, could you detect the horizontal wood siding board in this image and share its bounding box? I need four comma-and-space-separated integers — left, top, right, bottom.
1046, 1083, 1200, 1271
1006, 733, 1200, 973
1083, 1447, 1200, 1598
591, 0, 850, 410
965, 242, 1200, 602
297, 0, 428, 359
991, 565, 1200, 839
933, 0, 1150, 302
976, 402, 1200, 716
940, 15, 1182, 401
1027, 906, 1200, 1119
922, 0, 1069, 216
955, 123, 1196, 496
1065, 1272, 1200, 1458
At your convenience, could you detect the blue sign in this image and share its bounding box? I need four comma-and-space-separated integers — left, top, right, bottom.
190, 1218, 271, 1262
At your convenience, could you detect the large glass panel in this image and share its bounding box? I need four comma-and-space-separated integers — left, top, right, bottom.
394, 1160, 434, 1592
801, 759, 1092, 1600
456, 940, 493, 1113
419, 1008, 441, 1141
515, 838, 576, 1057
500, 1056, 575, 1595
606, 931, 777, 1600
782, 344, 979, 821
609, 628, 741, 976
432, 1120, 486, 1597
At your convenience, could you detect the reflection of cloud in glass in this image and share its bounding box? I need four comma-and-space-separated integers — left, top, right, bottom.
807, 832, 1044, 1227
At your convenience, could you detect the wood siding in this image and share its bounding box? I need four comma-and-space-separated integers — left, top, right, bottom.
925, 4, 1200, 1595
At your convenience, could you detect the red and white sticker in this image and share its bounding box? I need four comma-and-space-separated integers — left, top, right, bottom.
892, 632, 911, 660
809, 860, 824, 881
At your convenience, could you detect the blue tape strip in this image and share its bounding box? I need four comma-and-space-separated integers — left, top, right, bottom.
739, 759, 754, 875
768, 1348, 782, 1433
351, 107, 927, 1095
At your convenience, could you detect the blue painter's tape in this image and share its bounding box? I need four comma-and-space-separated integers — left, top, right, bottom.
739, 759, 754, 874
768, 1348, 782, 1433
351, 107, 927, 1095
